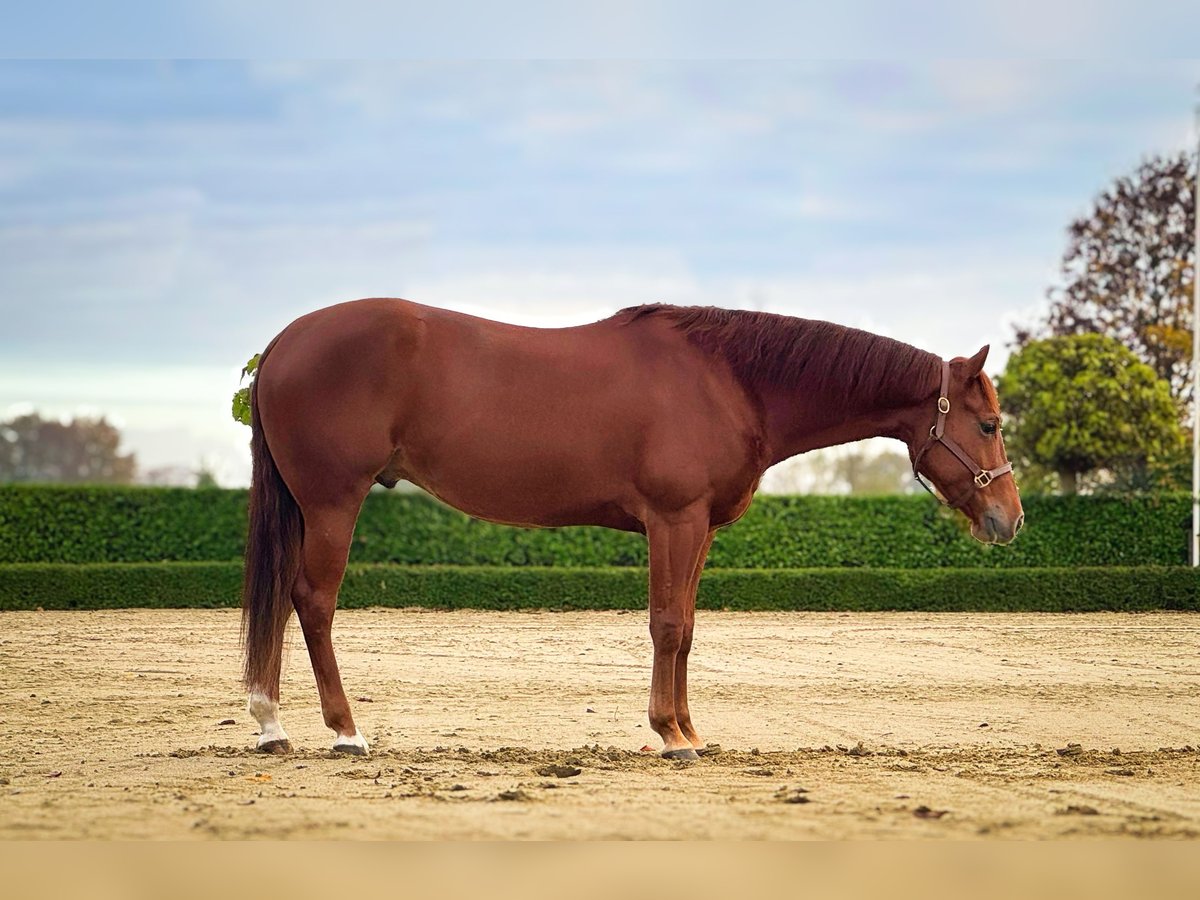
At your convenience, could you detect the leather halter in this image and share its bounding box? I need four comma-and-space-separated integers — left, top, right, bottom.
911, 360, 1013, 509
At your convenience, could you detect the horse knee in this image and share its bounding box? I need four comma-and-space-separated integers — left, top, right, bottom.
650, 615, 686, 654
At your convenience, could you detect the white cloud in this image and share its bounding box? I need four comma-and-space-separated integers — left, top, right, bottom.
926, 61, 1048, 115
407, 270, 696, 326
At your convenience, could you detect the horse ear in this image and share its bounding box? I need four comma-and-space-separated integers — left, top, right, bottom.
961, 345, 989, 378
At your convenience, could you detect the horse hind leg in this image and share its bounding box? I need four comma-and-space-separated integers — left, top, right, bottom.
293, 499, 370, 754
248, 690, 290, 754
244, 598, 291, 754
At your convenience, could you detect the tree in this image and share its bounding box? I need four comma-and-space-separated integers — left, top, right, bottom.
1015, 152, 1196, 409
194, 465, 220, 489
996, 334, 1186, 494
0, 413, 137, 484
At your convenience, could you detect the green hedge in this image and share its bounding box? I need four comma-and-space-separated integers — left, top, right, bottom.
1, 563, 1195, 612
0, 486, 248, 564
0, 485, 1190, 568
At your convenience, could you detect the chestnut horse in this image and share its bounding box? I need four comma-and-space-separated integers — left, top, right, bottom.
242, 299, 1022, 758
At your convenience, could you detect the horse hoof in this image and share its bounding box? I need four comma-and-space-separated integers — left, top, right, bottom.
257, 739, 291, 755
332, 736, 369, 756
661, 747, 700, 761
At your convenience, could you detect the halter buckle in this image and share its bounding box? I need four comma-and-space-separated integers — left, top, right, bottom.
974, 471, 993, 488
937, 397, 950, 414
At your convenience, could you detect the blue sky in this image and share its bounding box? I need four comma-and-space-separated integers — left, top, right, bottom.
1, 59, 1198, 484
8, 2, 1200, 58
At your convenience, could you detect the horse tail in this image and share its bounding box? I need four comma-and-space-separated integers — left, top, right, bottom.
241, 342, 304, 692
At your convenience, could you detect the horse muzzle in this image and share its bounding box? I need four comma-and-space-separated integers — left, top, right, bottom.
974, 509, 1024, 545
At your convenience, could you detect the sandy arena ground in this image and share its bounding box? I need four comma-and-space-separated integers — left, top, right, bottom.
1, 608, 1198, 839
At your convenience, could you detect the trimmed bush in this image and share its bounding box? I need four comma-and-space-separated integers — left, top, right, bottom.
0, 563, 1195, 612
0, 485, 1190, 568
0, 562, 242, 610
0, 485, 247, 564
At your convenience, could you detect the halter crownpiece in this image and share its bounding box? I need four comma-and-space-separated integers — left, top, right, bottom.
912, 359, 1013, 509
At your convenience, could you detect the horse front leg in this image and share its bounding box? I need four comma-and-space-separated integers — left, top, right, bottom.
674, 528, 715, 751
646, 508, 711, 760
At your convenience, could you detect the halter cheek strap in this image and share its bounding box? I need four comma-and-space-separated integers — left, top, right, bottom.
912, 360, 1014, 509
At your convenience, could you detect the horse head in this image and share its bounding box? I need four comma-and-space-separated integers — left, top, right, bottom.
909, 346, 1024, 545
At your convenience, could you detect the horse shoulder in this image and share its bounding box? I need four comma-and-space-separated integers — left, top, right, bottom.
626, 331, 765, 520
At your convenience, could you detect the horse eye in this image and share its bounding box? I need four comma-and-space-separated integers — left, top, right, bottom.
980, 421, 997, 436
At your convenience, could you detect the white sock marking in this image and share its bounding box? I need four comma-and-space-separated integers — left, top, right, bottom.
247, 691, 289, 747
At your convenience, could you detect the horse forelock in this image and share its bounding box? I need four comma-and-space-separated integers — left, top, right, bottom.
615, 304, 940, 408
978, 371, 1001, 413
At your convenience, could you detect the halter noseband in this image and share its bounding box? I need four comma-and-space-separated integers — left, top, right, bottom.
911, 360, 1013, 509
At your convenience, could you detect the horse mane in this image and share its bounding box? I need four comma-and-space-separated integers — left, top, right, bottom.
615, 304, 940, 408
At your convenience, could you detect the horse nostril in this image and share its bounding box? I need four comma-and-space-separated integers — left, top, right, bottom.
1014, 514, 1025, 535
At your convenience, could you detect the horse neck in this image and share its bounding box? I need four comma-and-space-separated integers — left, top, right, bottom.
754, 369, 935, 467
